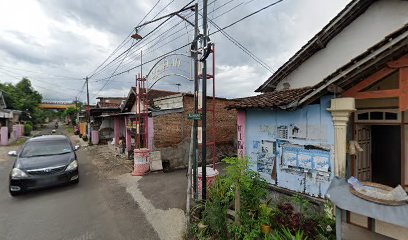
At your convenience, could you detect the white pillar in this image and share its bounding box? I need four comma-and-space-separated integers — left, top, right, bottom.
327, 98, 355, 178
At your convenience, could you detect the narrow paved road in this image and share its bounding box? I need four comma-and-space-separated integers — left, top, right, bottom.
0, 123, 159, 240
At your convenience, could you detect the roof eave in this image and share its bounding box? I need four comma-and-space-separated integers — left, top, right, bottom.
256, 0, 375, 93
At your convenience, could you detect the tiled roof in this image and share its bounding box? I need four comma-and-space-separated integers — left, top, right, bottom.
227, 87, 312, 110
97, 102, 121, 108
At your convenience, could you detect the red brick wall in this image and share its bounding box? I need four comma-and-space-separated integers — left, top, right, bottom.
153, 112, 184, 148
153, 95, 236, 148
153, 94, 237, 168
181, 95, 237, 144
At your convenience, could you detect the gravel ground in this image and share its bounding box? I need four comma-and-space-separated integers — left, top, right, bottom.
87, 142, 187, 240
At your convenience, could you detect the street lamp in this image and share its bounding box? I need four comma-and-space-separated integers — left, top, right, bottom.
131, 28, 143, 40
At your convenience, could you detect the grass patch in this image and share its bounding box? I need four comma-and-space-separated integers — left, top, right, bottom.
66, 126, 74, 135
10, 137, 28, 146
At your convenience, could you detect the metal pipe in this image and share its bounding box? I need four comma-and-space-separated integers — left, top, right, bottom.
193, 2, 199, 201
201, 0, 208, 201
212, 43, 216, 170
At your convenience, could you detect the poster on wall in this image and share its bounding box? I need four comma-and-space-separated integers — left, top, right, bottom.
281, 144, 330, 172
256, 140, 276, 176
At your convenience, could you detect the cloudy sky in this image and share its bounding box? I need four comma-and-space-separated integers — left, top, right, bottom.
0, 0, 350, 103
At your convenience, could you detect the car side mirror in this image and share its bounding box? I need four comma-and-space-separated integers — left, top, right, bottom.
8, 151, 17, 157
74, 145, 80, 151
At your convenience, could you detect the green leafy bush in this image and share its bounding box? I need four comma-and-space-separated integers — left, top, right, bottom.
24, 123, 32, 136
190, 156, 334, 240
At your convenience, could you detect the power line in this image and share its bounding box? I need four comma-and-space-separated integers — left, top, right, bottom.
206, 17, 274, 73
88, 0, 195, 80
92, 39, 135, 98
116, 0, 257, 71
88, 3, 191, 80
210, 0, 285, 35
92, 0, 286, 83
115, 0, 236, 71
0, 64, 82, 80
0, 67, 83, 92
90, 16, 186, 80
87, 0, 163, 79
93, 42, 191, 82
89, 0, 227, 81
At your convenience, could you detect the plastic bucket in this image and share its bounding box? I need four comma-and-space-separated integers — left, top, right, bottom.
193, 167, 219, 200
132, 148, 150, 176
91, 130, 99, 145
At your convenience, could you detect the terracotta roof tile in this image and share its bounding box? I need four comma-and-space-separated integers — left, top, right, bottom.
97, 102, 121, 108
228, 87, 312, 110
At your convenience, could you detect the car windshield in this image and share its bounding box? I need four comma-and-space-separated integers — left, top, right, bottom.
20, 140, 72, 158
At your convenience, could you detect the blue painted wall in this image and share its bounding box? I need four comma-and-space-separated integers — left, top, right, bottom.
245, 96, 335, 198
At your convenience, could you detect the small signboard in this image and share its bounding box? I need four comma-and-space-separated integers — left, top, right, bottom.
187, 113, 202, 120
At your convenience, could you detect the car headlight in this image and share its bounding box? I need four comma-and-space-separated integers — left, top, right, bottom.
11, 168, 28, 178
65, 160, 78, 171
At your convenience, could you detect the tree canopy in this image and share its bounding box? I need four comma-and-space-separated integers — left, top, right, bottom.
0, 78, 44, 124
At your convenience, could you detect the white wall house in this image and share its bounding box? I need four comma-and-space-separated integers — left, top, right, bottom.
231, 0, 408, 239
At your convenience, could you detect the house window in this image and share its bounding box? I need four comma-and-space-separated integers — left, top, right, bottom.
277, 125, 288, 139
355, 109, 401, 123
357, 112, 369, 120
385, 112, 398, 120
370, 112, 383, 120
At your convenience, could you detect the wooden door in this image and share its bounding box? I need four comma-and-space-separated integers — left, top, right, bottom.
355, 125, 372, 181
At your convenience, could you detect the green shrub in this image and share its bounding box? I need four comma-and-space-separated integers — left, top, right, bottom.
190, 156, 333, 240
24, 123, 32, 136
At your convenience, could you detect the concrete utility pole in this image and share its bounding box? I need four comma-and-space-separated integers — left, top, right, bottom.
75, 97, 79, 125
201, 0, 208, 200
85, 77, 91, 143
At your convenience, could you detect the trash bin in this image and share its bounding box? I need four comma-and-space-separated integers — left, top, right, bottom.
193, 167, 219, 200
132, 148, 150, 176
91, 130, 99, 145
1, 127, 8, 146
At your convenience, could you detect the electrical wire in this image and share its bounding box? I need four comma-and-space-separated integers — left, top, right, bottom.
87, 0, 162, 79
206, 17, 274, 73
0, 64, 82, 80
210, 0, 285, 36
90, 0, 285, 86
0, 67, 82, 92
88, 0, 195, 80
118, 0, 235, 67
93, 0, 286, 82
90, 0, 227, 80
92, 39, 135, 98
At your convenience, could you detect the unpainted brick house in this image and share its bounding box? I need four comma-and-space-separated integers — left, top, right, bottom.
152, 93, 237, 168
106, 87, 237, 169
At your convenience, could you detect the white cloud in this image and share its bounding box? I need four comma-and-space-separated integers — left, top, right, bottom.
0, 0, 351, 102
216, 64, 269, 98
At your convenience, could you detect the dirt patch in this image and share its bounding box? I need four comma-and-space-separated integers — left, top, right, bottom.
87, 145, 133, 178
0, 146, 17, 162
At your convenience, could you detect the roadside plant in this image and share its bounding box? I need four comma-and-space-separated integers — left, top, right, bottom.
24, 123, 32, 136
272, 228, 307, 240
201, 178, 230, 239
189, 156, 333, 240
